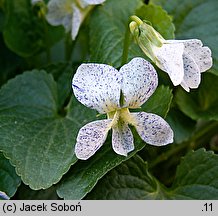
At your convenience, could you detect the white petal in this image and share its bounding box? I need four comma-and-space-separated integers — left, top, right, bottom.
72, 63, 121, 114
46, 0, 72, 31
0, 191, 10, 200
182, 39, 212, 72
75, 119, 112, 160
80, 0, 105, 8
131, 112, 173, 146
154, 43, 184, 86
71, 4, 82, 40
181, 53, 201, 91
112, 120, 134, 156
180, 81, 190, 92
120, 57, 158, 108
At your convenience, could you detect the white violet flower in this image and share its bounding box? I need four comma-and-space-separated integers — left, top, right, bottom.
46, 0, 106, 40
130, 16, 213, 92
72, 57, 174, 160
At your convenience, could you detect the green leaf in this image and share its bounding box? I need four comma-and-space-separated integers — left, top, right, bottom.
141, 85, 173, 118
0, 70, 97, 189
175, 73, 218, 120
85, 149, 218, 200
0, 152, 21, 198
166, 108, 196, 143
0, 34, 24, 86
85, 155, 168, 199
3, 0, 64, 57
57, 151, 164, 200
135, 4, 175, 39
15, 184, 58, 200
150, 0, 218, 74
89, 0, 175, 68
170, 148, 218, 199
42, 63, 74, 108
89, 0, 143, 68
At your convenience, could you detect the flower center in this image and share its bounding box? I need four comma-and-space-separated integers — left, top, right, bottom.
107, 108, 135, 128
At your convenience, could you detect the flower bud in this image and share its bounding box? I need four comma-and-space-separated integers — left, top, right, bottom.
130, 15, 165, 63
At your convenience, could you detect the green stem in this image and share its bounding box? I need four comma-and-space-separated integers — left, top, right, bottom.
130, 15, 143, 25
121, 24, 131, 65
42, 17, 51, 63
149, 121, 218, 168
65, 33, 74, 62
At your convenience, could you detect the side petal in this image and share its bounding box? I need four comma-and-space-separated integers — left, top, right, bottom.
75, 119, 112, 160
154, 43, 184, 86
180, 53, 201, 92
120, 57, 158, 108
72, 63, 121, 114
112, 120, 134, 156
130, 112, 173, 146
46, 0, 72, 31
71, 4, 82, 40
80, 0, 105, 8
182, 39, 212, 72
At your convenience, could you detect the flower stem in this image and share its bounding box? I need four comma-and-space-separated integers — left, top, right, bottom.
149, 121, 218, 168
130, 15, 143, 25
42, 17, 51, 63
65, 33, 75, 61
121, 23, 131, 65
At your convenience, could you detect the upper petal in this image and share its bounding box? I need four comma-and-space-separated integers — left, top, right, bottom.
182, 39, 212, 72
46, 0, 72, 31
72, 63, 121, 114
75, 119, 112, 160
119, 57, 158, 108
112, 120, 134, 156
154, 43, 184, 86
71, 4, 82, 40
180, 53, 201, 92
130, 112, 173, 146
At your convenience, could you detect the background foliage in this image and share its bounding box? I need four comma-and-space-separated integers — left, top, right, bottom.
0, 0, 217, 200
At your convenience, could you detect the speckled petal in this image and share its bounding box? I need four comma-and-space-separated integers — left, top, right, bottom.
180, 53, 201, 92
154, 43, 184, 86
112, 120, 134, 156
120, 57, 158, 108
72, 63, 121, 114
182, 39, 212, 72
46, 0, 72, 32
131, 112, 173, 146
75, 119, 112, 160
71, 4, 82, 40
80, 0, 105, 8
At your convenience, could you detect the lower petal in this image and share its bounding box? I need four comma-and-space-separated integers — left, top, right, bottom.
131, 112, 173, 146
75, 119, 112, 160
181, 53, 200, 91
112, 120, 134, 156
182, 39, 212, 72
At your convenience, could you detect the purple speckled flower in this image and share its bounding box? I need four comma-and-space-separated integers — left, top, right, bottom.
46, 0, 106, 40
72, 57, 174, 160
130, 16, 213, 92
